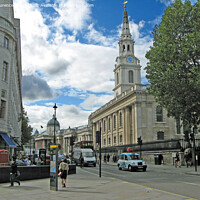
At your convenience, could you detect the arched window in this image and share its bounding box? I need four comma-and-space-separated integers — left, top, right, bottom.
129, 70, 133, 83
116, 72, 119, 85
127, 45, 130, 51
114, 136, 116, 144
108, 137, 111, 145
119, 112, 122, 127
123, 45, 125, 51
108, 118, 111, 131
156, 105, 163, 122
113, 115, 116, 129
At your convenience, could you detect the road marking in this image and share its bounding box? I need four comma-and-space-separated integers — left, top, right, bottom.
111, 177, 198, 200
180, 182, 200, 187
80, 167, 198, 200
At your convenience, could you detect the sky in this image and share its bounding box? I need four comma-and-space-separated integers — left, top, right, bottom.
12, 0, 197, 133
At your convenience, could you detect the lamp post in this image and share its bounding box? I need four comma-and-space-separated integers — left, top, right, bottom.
53, 103, 58, 144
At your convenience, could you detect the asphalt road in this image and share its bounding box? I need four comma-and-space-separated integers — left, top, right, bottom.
80, 164, 200, 200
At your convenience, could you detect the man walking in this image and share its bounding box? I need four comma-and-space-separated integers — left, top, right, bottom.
10, 158, 20, 186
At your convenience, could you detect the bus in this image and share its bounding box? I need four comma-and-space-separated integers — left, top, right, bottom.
73, 140, 93, 150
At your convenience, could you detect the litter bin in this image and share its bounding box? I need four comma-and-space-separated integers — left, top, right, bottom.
154, 154, 162, 165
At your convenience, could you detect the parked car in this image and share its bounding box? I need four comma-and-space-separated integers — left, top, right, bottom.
117, 153, 147, 172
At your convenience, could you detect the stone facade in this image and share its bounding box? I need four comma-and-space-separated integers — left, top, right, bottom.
0, 0, 22, 156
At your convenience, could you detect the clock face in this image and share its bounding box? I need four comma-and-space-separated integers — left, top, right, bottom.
127, 56, 133, 63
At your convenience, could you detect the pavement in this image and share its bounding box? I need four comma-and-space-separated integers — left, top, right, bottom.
0, 164, 199, 200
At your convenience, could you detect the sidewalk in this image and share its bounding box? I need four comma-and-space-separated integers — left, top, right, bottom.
0, 167, 197, 200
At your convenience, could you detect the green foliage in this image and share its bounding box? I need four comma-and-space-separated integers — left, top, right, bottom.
145, 0, 200, 127
21, 108, 33, 145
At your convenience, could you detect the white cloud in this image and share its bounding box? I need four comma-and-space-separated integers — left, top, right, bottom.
24, 104, 91, 133
80, 94, 113, 110
54, 0, 92, 31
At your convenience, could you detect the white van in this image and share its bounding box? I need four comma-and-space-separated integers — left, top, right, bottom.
73, 149, 96, 167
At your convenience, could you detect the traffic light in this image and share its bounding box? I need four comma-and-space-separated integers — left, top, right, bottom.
190, 133, 194, 141
137, 136, 142, 145
184, 130, 189, 142
96, 131, 101, 143
70, 136, 74, 146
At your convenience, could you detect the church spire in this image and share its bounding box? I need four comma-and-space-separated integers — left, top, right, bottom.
121, 1, 131, 40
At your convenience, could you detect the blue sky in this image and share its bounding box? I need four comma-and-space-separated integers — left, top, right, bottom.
12, 0, 197, 132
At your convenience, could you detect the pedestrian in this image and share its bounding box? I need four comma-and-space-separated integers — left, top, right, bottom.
10, 158, 20, 187
104, 154, 107, 163
59, 158, 69, 188
107, 154, 110, 163
79, 153, 84, 168
175, 152, 181, 168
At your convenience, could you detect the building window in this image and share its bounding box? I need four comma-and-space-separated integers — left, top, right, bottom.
123, 45, 125, 51
1, 90, 6, 98
157, 131, 164, 140
119, 112, 122, 127
103, 120, 106, 132
156, 105, 163, 122
114, 136, 116, 144
129, 70, 133, 83
108, 137, 111, 145
2, 62, 8, 81
104, 139, 106, 145
113, 115, 116, 129
116, 72, 119, 85
4, 37, 9, 49
120, 135, 122, 143
108, 118, 111, 131
0, 100, 6, 118
127, 45, 130, 51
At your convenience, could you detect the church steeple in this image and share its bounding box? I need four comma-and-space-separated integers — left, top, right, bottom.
121, 5, 132, 40
113, 2, 141, 97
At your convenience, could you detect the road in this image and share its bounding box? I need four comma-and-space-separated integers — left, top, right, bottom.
80, 163, 200, 200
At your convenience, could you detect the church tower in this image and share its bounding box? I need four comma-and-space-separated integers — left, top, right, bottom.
113, 3, 141, 97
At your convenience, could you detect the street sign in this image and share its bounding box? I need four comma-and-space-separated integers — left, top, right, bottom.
50, 145, 59, 148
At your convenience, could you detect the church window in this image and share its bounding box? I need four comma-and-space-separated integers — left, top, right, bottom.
119, 112, 122, 127
114, 136, 116, 144
157, 131, 164, 140
127, 45, 130, 51
120, 135, 123, 143
123, 45, 125, 51
156, 105, 163, 122
103, 120, 106, 132
108, 137, 111, 145
108, 118, 111, 131
116, 72, 119, 85
129, 70, 133, 83
113, 115, 116, 129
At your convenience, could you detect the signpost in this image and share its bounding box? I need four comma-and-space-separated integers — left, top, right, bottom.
50, 145, 59, 191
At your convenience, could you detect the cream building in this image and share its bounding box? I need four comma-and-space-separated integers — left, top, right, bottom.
88, 5, 195, 164
0, 0, 22, 157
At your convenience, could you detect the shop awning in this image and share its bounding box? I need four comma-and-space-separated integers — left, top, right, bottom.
0, 133, 16, 148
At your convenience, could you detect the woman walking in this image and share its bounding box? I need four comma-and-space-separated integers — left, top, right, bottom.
59, 158, 69, 188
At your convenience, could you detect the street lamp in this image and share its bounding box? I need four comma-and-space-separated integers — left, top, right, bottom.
53, 103, 58, 144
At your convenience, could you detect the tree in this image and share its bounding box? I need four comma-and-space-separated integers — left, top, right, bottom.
21, 108, 33, 145
145, 0, 200, 129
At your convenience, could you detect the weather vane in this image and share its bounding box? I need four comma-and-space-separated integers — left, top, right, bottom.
123, 0, 128, 8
